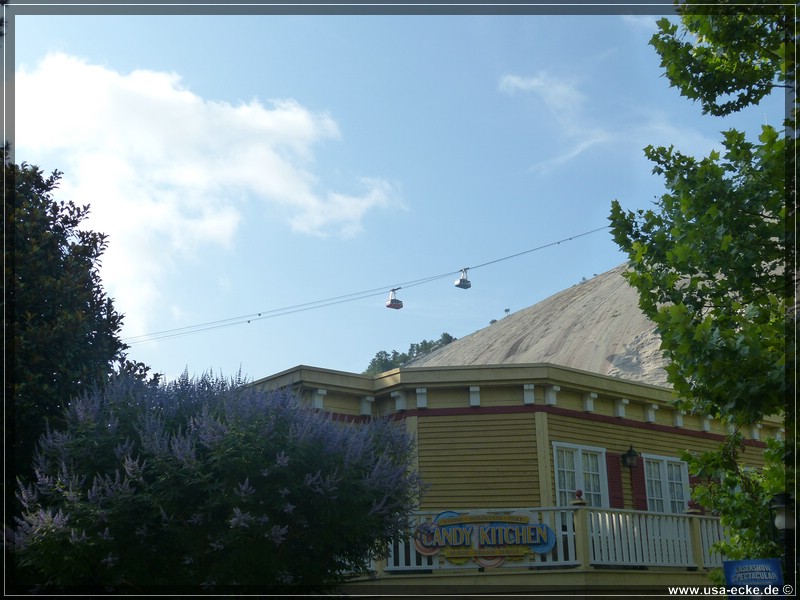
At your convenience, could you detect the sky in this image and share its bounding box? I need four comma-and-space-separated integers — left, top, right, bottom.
10, 6, 786, 383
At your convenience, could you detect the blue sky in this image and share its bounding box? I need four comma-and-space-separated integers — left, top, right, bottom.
12, 9, 784, 382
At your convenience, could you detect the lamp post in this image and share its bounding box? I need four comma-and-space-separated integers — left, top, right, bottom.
770, 492, 796, 588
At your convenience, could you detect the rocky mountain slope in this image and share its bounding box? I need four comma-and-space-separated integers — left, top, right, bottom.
410, 264, 670, 388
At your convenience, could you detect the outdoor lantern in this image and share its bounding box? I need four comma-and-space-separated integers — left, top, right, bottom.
621, 445, 640, 469
770, 492, 797, 589
770, 492, 796, 533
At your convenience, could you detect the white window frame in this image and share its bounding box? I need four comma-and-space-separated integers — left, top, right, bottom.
552, 441, 609, 508
641, 453, 691, 514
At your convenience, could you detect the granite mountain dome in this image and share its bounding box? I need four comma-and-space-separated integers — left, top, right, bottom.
409, 264, 670, 388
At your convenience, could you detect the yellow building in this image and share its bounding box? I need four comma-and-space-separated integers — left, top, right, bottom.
251, 266, 783, 594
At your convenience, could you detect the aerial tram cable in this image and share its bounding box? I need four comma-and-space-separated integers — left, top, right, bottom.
124, 224, 610, 342
467, 224, 609, 271
384, 224, 609, 309
123, 285, 393, 343
125, 287, 393, 343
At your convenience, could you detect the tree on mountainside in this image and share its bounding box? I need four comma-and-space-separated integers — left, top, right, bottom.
5, 150, 129, 476
609, 3, 795, 578
363, 333, 455, 375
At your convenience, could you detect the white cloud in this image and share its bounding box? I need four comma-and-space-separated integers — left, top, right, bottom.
499, 72, 585, 132
527, 131, 611, 175
620, 14, 662, 33
499, 70, 717, 176
289, 177, 395, 238
16, 53, 397, 335
629, 110, 720, 159
499, 71, 610, 173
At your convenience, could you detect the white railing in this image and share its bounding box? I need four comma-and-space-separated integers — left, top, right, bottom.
698, 515, 727, 568
382, 507, 727, 573
386, 533, 436, 571
585, 508, 692, 567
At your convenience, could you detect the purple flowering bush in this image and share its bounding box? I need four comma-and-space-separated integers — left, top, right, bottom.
9, 371, 423, 592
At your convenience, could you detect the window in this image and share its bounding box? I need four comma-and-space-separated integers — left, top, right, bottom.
642, 454, 690, 514
552, 442, 608, 508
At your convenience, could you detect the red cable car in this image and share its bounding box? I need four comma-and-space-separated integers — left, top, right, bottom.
386, 289, 403, 309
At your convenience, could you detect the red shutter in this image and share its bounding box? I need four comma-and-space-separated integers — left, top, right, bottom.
606, 452, 625, 508
631, 461, 648, 511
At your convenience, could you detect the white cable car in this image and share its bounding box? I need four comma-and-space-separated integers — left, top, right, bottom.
386, 289, 403, 309
454, 268, 471, 289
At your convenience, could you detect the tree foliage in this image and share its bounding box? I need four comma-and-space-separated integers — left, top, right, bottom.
609, 3, 795, 574
363, 332, 455, 376
9, 371, 423, 593
5, 151, 129, 475
681, 435, 786, 584
650, 4, 794, 117
609, 126, 787, 426
609, 4, 794, 427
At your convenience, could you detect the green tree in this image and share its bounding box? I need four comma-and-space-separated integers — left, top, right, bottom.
649, 4, 794, 117
5, 151, 128, 475
610, 127, 788, 425
363, 332, 455, 375
609, 3, 795, 578
681, 435, 786, 571
9, 371, 423, 593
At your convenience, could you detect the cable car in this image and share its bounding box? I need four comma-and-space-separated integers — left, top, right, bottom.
386, 289, 403, 309
454, 268, 471, 289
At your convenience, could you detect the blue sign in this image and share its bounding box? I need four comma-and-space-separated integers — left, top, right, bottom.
723, 559, 784, 598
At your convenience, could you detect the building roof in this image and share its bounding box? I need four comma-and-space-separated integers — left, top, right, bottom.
409, 264, 670, 388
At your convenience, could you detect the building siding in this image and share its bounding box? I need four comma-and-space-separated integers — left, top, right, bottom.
417, 412, 538, 509
546, 412, 767, 510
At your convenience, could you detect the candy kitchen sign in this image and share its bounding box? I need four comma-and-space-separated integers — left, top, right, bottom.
413, 510, 557, 568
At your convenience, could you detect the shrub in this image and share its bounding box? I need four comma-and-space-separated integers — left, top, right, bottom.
8, 371, 423, 593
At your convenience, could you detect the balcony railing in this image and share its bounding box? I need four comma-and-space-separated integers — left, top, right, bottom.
382, 507, 726, 574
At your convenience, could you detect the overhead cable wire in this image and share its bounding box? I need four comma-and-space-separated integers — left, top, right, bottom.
124, 286, 393, 342
467, 224, 610, 271
127, 288, 392, 343
123, 270, 462, 344
124, 224, 610, 345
